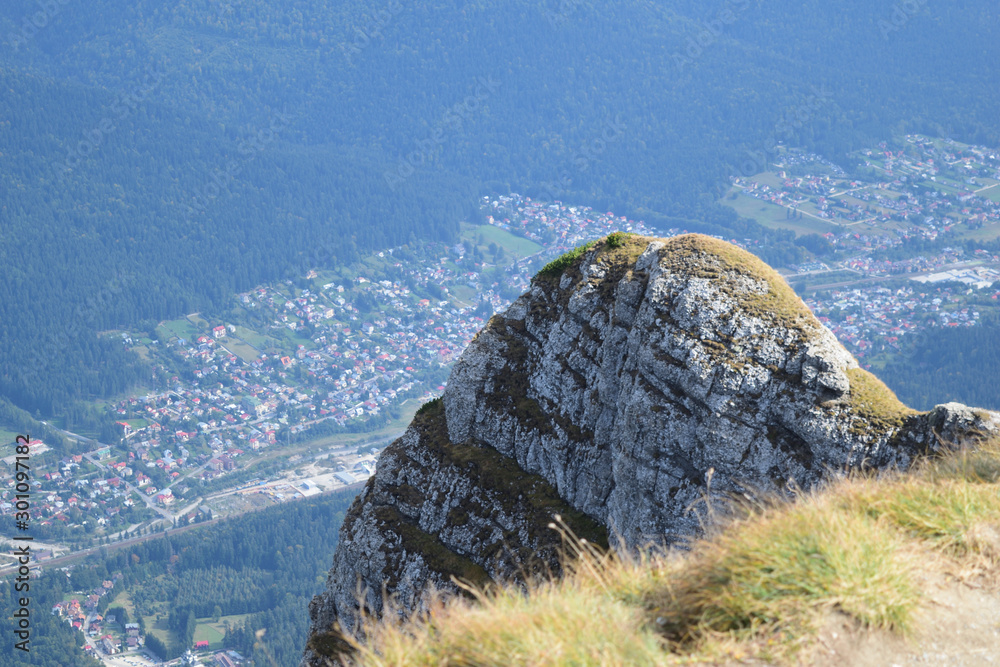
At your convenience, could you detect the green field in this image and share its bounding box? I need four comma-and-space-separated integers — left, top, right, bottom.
157, 318, 201, 342
193, 620, 226, 649
188, 314, 211, 330
747, 171, 785, 188
143, 615, 176, 650
271, 327, 315, 352
925, 180, 965, 196
956, 221, 1000, 242
723, 191, 838, 237
224, 339, 261, 363
462, 222, 543, 258
300, 400, 420, 451
215, 612, 251, 628
0, 428, 21, 447
234, 325, 269, 349
190, 612, 252, 652
837, 194, 871, 208
109, 590, 137, 618
981, 183, 1000, 202
449, 284, 477, 305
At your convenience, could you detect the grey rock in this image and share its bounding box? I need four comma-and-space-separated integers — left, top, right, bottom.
302, 234, 999, 666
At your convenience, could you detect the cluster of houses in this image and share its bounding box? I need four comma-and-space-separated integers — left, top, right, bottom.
108, 200, 660, 460
484, 194, 656, 253
734, 135, 1000, 237
51, 574, 146, 654
836, 245, 1000, 279
0, 449, 139, 536
805, 284, 996, 359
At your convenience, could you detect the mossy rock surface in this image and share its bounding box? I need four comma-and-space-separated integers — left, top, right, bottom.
304, 230, 1000, 667
374, 504, 493, 590
845, 367, 920, 431
410, 399, 608, 550
537, 233, 818, 338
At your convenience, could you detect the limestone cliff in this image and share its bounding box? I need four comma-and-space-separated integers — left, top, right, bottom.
302, 234, 1000, 666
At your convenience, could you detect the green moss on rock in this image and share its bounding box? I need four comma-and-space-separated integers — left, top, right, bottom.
658, 234, 818, 335
846, 367, 921, 430
375, 504, 493, 589
416, 397, 443, 416
412, 399, 608, 550
539, 240, 597, 277
534, 233, 818, 342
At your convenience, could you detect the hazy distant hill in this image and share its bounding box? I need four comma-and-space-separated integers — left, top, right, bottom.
1, 0, 998, 418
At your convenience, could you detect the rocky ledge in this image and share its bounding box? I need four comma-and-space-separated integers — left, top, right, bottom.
302, 233, 1000, 666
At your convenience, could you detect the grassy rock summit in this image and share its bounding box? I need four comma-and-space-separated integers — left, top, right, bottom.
302, 234, 1000, 665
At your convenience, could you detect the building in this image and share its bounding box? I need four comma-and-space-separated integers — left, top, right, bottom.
334, 471, 357, 485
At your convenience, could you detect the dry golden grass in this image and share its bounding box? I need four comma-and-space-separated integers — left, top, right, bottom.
337, 439, 1000, 666
844, 367, 920, 430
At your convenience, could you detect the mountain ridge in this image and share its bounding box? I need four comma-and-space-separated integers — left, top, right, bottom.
302, 234, 1000, 665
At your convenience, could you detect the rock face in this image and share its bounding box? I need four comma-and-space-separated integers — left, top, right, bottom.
302, 234, 1000, 665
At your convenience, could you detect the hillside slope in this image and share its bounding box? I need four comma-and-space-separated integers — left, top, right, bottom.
3, 0, 1000, 416
302, 234, 1000, 665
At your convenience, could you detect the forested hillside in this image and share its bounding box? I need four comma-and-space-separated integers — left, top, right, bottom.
879, 316, 1000, 412
0, 489, 357, 666
2, 0, 999, 420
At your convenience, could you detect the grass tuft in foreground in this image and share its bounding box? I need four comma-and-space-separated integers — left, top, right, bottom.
339, 438, 1000, 665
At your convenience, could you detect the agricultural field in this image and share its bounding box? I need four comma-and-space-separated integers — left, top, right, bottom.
156, 317, 201, 342
723, 190, 838, 237
462, 221, 544, 258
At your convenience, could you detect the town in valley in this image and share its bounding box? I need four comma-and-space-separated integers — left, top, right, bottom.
3, 134, 1000, 666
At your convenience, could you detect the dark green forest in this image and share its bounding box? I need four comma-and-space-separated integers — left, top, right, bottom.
2, 0, 999, 422
1, 489, 356, 667
879, 315, 1000, 412
118, 490, 354, 665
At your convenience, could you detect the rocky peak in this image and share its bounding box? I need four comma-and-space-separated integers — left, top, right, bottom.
302, 234, 999, 665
